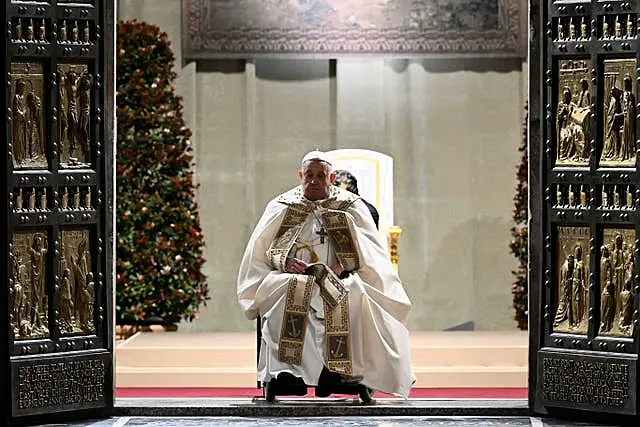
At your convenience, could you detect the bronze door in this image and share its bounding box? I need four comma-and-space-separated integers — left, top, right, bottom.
2, 0, 115, 425
531, 0, 640, 423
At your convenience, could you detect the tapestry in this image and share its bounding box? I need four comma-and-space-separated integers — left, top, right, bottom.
182, 0, 526, 58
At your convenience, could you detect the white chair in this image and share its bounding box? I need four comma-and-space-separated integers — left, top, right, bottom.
325, 149, 402, 271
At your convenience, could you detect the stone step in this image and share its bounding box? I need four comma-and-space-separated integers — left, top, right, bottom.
116, 365, 527, 388
116, 344, 526, 369
116, 331, 527, 369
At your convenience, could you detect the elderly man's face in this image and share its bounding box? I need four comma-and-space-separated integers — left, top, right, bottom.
298, 160, 335, 201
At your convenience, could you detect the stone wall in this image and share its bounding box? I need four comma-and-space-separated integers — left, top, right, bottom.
118, 0, 527, 332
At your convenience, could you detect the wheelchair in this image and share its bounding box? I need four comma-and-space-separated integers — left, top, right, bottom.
256, 317, 375, 403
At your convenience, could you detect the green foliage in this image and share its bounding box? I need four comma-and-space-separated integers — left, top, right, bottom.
509, 103, 528, 330
116, 20, 208, 325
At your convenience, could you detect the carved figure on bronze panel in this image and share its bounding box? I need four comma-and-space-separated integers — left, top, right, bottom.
557, 18, 564, 40
578, 79, 590, 108
612, 233, 626, 295
61, 229, 94, 335
556, 186, 564, 207
71, 20, 79, 42
11, 63, 47, 169
626, 15, 634, 38
601, 281, 616, 332
79, 74, 92, 159
603, 16, 610, 38
555, 227, 590, 334
601, 245, 613, 286
12, 232, 49, 339
60, 20, 68, 42
568, 186, 576, 207
600, 228, 636, 337
10, 252, 26, 335
12, 79, 28, 164
602, 60, 637, 167
614, 186, 621, 208
60, 268, 74, 333
29, 235, 48, 331
61, 187, 69, 210
569, 18, 576, 40
620, 76, 636, 161
78, 272, 94, 332
556, 61, 592, 166
67, 70, 80, 157
619, 279, 634, 332
83, 22, 90, 43
15, 19, 23, 40
73, 187, 81, 210
571, 245, 587, 328
15, 189, 23, 212
39, 189, 47, 211
580, 185, 588, 207
27, 19, 34, 41
602, 187, 609, 208
581, 17, 588, 40
625, 248, 635, 282
27, 91, 44, 159
58, 63, 91, 168
84, 187, 92, 210
556, 88, 574, 159
626, 186, 634, 208
74, 238, 89, 322
555, 253, 575, 327
28, 188, 36, 211
38, 19, 45, 41
603, 87, 623, 160
59, 72, 69, 155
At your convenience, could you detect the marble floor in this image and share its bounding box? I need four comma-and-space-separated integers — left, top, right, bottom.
34, 417, 617, 427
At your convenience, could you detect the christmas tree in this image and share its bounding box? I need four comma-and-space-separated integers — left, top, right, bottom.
116, 20, 208, 325
509, 103, 528, 330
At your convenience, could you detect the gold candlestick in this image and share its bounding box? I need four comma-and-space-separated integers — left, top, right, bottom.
387, 225, 402, 273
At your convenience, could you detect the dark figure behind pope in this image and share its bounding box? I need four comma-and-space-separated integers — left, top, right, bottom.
237, 150, 415, 398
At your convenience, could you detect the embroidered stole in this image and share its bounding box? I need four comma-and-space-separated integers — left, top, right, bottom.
266, 189, 360, 376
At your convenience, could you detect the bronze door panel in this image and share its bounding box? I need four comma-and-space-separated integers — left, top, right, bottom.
532, 0, 640, 423
2, 0, 114, 424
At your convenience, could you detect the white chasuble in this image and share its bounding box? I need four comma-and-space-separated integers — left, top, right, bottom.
237, 186, 415, 397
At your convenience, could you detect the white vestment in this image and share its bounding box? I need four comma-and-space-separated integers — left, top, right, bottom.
237, 186, 414, 397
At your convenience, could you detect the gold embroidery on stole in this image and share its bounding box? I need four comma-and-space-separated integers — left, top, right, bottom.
278, 275, 315, 365
322, 210, 360, 272
269, 188, 360, 374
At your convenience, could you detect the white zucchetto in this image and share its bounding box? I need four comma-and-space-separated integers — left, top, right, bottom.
301, 150, 332, 167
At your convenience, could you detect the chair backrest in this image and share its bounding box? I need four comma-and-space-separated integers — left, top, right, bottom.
325, 149, 394, 244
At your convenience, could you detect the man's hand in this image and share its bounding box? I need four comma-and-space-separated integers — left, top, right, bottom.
285, 257, 309, 274
330, 262, 343, 277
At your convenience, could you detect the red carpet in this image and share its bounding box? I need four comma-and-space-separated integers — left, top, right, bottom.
116, 387, 527, 399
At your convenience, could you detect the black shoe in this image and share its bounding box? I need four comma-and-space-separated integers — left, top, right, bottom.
315, 367, 341, 397
274, 372, 307, 396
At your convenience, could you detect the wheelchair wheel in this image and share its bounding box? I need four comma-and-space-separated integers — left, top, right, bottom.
264, 381, 276, 403
358, 385, 374, 403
